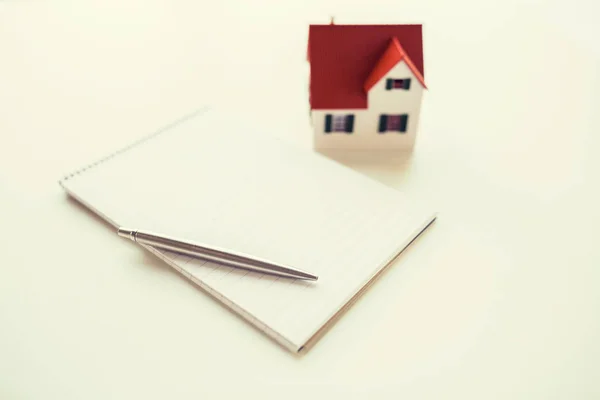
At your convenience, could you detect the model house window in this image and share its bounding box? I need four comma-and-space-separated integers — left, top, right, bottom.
324, 114, 355, 134
386, 78, 411, 90
378, 114, 408, 133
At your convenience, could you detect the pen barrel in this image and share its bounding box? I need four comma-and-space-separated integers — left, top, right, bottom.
131, 230, 316, 280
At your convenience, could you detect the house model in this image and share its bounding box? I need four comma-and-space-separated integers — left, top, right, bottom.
307, 22, 427, 151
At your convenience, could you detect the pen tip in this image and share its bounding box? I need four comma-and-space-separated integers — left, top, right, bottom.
299, 273, 318, 281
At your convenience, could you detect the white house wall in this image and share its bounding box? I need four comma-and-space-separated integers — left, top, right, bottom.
312, 61, 424, 151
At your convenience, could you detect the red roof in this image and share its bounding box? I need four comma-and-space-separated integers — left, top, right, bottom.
364, 37, 427, 92
307, 24, 425, 110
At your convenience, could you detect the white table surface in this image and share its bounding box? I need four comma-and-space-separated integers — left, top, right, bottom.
1, 1, 599, 399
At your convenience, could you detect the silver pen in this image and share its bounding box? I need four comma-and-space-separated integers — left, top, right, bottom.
117, 228, 318, 281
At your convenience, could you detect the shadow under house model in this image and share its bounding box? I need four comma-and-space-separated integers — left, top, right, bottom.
307, 23, 427, 151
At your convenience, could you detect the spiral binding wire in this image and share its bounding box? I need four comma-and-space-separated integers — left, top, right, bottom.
58, 107, 209, 188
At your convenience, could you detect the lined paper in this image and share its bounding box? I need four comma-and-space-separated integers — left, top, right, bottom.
60, 108, 436, 352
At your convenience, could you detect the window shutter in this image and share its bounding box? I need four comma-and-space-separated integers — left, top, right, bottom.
399, 114, 408, 132
345, 115, 354, 133
385, 79, 393, 90
324, 114, 332, 133
378, 115, 387, 133
403, 79, 411, 90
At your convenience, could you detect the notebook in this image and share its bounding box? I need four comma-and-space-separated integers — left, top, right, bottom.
59, 107, 437, 353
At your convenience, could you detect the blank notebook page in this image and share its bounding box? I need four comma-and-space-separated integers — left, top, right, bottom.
60, 108, 436, 352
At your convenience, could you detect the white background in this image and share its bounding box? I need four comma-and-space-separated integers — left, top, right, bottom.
1, 0, 599, 398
